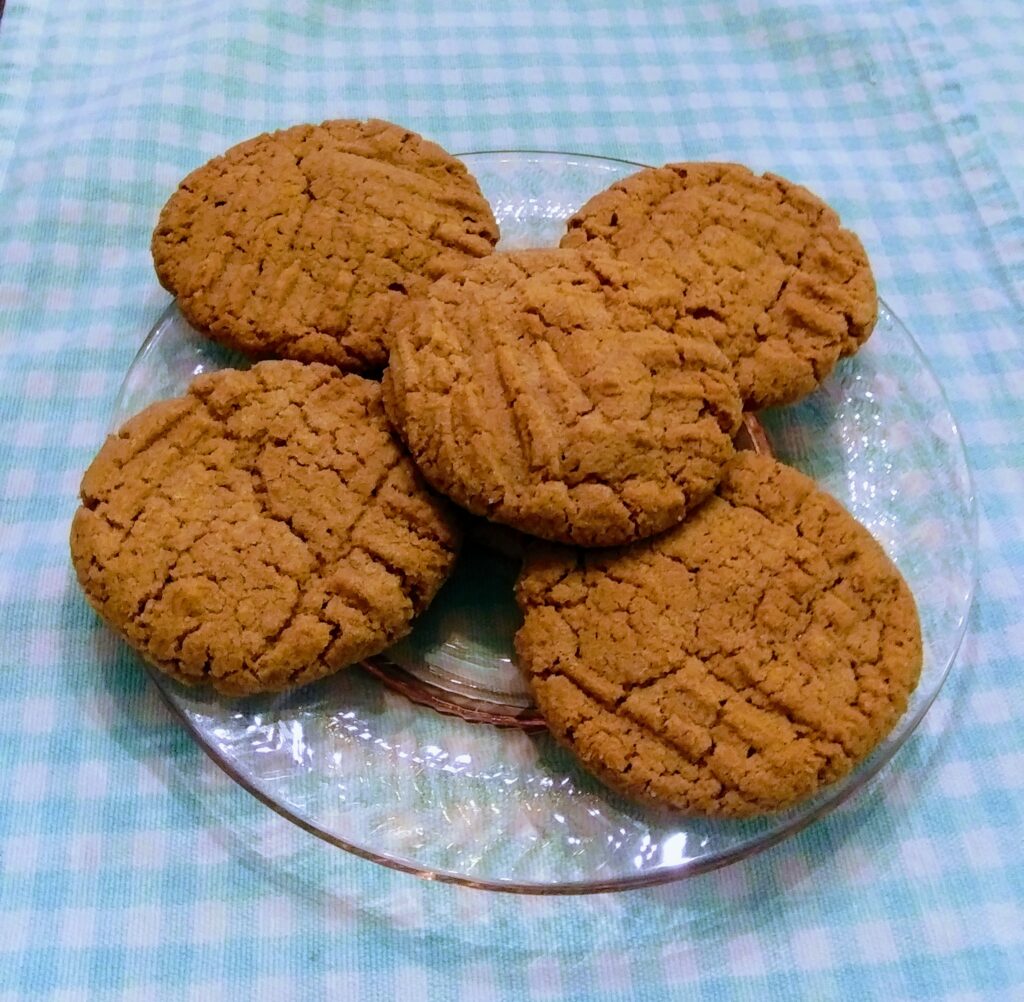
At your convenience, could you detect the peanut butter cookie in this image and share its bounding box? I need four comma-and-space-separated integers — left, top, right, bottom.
70, 361, 461, 696
515, 453, 922, 816
561, 162, 877, 409
152, 119, 499, 371
383, 247, 743, 547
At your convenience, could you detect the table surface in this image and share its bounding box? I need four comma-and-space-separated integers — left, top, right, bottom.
1, 1, 1023, 999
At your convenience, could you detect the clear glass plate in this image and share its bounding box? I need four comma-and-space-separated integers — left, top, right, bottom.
112, 151, 976, 894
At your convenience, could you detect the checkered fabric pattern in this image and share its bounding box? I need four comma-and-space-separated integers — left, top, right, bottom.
2, 0, 1023, 998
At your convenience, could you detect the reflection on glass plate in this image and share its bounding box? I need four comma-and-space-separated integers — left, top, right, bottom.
112, 152, 976, 893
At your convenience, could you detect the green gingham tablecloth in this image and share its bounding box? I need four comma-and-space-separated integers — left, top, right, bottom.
1, 1, 1023, 998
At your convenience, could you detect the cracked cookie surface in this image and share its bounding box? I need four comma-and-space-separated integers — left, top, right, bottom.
383, 247, 743, 547
152, 118, 499, 371
70, 361, 461, 695
561, 162, 877, 409
514, 452, 922, 816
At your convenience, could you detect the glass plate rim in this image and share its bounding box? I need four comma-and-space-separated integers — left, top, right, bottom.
127, 149, 979, 894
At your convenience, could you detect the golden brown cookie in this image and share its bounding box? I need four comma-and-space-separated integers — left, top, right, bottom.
383, 247, 743, 547
514, 453, 922, 817
152, 119, 499, 371
561, 162, 877, 409
70, 361, 461, 696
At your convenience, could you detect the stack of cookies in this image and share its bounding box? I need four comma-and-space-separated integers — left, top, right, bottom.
70, 118, 922, 818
